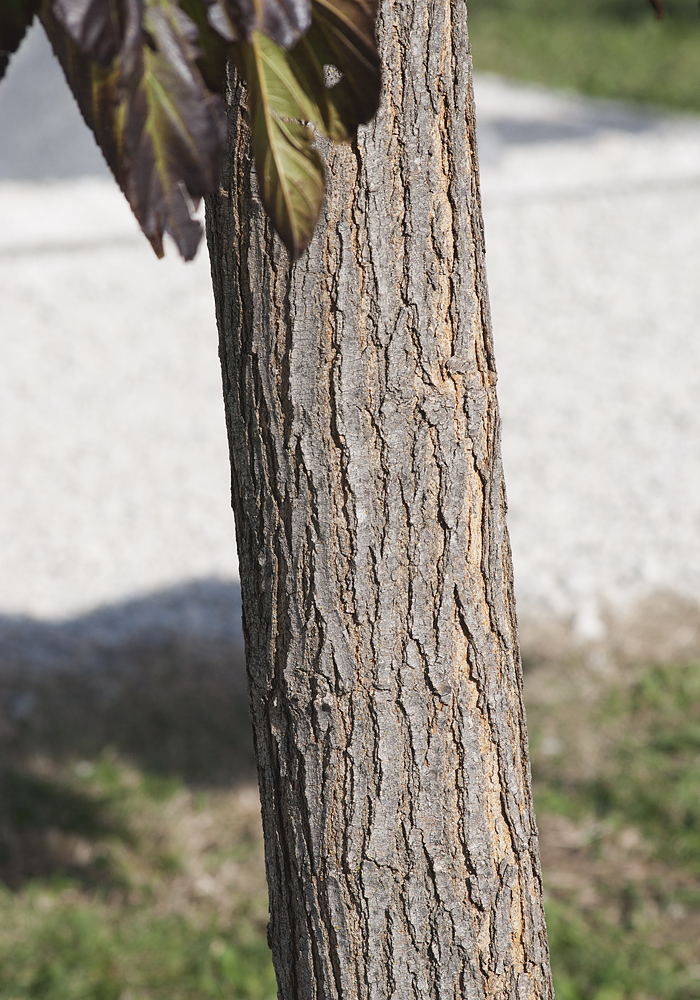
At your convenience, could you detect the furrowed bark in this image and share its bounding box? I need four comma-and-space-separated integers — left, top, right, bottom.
205, 0, 553, 996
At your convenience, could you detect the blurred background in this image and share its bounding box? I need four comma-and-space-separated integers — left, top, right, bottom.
2, 4, 700, 997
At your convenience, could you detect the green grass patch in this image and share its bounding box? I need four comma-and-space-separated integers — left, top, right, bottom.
544, 899, 694, 1000
3, 646, 700, 998
527, 655, 700, 1000
0, 748, 275, 1000
0, 891, 277, 1000
533, 661, 700, 873
468, 0, 700, 112
589, 663, 700, 872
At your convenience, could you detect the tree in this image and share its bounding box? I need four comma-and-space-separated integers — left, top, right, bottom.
204, 1, 553, 995
1, 0, 553, 995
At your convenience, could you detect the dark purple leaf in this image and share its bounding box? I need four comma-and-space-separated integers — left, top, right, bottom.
307, 0, 380, 127
54, 0, 120, 63
0, 0, 40, 80
178, 0, 230, 91
41, 0, 226, 260
218, 0, 311, 49
39, 0, 380, 258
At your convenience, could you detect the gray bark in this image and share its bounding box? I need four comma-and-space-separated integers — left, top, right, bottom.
204, 0, 553, 996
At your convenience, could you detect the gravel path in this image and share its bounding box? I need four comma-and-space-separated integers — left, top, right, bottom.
1, 28, 236, 636
477, 77, 700, 636
2, 27, 700, 662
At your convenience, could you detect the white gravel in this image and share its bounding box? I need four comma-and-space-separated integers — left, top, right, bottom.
2, 32, 700, 652
0, 181, 237, 621
476, 76, 700, 635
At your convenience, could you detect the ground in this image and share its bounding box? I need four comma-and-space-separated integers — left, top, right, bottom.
2, 625, 700, 1000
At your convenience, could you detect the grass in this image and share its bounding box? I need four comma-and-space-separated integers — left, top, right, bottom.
3, 640, 700, 998
587, 665, 700, 873
544, 900, 688, 1000
0, 893, 275, 1000
526, 650, 700, 1000
468, 0, 700, 112
0, 751, 276, 1000
532, 661, 700, 872
0, 652, 275, 1000
0, 752, 276, 1000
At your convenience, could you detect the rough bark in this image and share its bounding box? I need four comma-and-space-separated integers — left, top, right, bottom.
204, 0, 553, 997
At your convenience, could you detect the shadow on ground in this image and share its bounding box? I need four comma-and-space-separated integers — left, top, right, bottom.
0, 578, 254, 889
0, 578, 252, 786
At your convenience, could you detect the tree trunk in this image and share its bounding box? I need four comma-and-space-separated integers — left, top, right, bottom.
204, 0, 553, 996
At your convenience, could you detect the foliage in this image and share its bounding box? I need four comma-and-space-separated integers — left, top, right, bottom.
532, 661, 700, 873
0, 0, 37, 76
0, 0, 380, 259
0, 893, 277, 1000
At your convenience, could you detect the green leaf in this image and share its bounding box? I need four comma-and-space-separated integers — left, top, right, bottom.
285, 29, 349, 141
242, 29, 325, 257
247, 0, 381, 147
266, 0, 381, 147
232, 0, 381, 253
41, 0, 227, 260
0, 0, 40, 80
